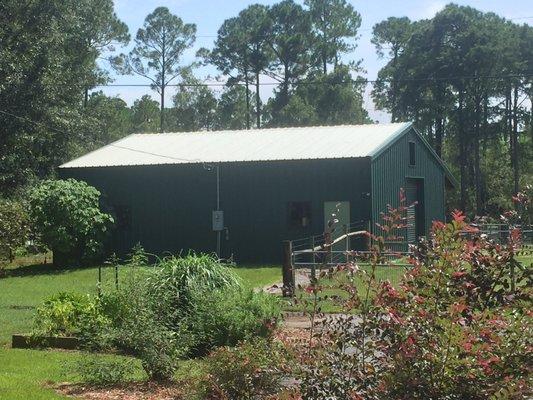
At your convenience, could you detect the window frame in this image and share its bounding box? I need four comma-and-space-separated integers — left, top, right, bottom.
287, 201, 312, 229
408, 141, 416, 166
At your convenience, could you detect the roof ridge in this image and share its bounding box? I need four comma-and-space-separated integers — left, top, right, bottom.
131, 122, 407, 137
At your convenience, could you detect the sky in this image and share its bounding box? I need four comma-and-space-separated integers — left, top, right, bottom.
98, 0, 533, 123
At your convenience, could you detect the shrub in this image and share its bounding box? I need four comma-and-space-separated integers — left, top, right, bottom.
72, 354, 135, 386
297, 202, 533, 399
28, 179, 114, 266
201, 338, 286, 400
147, 253, 241, 330
33, 292, 108, 337
184, 288, 281, 356
0, 198, 30, 264
101, 286, 184, 381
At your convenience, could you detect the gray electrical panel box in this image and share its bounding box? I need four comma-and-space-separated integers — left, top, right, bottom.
212, 210, 224, 231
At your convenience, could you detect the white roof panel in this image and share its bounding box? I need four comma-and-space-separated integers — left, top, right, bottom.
60, 123, 412, 169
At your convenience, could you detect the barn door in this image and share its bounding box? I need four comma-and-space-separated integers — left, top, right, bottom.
405, 179, 424, 245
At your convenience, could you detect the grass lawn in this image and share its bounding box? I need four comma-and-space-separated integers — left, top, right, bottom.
283, 263, 408, 312
0, 348, 146, 400
0, 262, 281, 346
0, 260, 280, 399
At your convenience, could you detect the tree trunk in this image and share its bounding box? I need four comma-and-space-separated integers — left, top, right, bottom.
255, 71, 260, 129
458, 89, 467, 212
435, 117, 443, 157
474, 94, 483, 215
512, 85, 519, 194
84, 87, 89, 108
160, 85, 165, 133
434, 83, 445, 157
244, 67, 251, 130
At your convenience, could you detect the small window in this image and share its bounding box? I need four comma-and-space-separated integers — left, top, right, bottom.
409, 142, 416, 166
288, 202, 312, 228
114, 205, 132, 230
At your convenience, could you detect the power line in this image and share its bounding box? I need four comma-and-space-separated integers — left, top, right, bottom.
0, 109, 71, 136
92, 73, 533, 88
109, 143, 201, 163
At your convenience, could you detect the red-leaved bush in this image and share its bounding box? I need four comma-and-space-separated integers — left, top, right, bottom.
295, 193, 532, 400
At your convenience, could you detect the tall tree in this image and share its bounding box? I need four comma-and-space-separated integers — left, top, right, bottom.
170, 70, 218, 132
266, 0, 312, 113
74, 0, 130, 106
371, 17, 415, 122
0, 0, 127, 193
238, 5, 272, 128
209, 5, 271, 129
130, 95, 160, 133
122, 7, 196, 132
207, 17, 253, 129
268, 65, 371, 127
215, 85, 255, 130
304, 0, 362, 74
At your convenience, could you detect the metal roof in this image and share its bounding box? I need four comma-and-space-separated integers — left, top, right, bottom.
60, 122, 413, 169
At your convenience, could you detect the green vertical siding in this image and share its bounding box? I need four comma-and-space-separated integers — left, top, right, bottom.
371, 128, 446, 239
60, 158, 372, 264
59, 126, 450, 264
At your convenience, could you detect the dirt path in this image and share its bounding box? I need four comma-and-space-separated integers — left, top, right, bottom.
258, 269, 312, 294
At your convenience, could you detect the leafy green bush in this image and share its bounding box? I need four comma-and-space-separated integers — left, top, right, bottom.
33, 292, 108, 337
99, 280, 185, 381
201, 338, 286, 400
28, 179, 114, 266
72, 354, 135, 386
0, 198, 30, 264
185, 288, 281, 356
33, 251, 282, 383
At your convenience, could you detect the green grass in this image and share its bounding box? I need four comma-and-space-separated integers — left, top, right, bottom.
284, 264, 408, 312
0, 348, 146, 400
0, 262, 281, 346
0, 260, 280, 399
229, 265, 281, 289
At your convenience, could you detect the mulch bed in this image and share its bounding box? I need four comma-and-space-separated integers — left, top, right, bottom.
55, 381, 185, 400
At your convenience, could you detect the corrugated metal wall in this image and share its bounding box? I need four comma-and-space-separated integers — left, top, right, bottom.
60, 158, 372, 264
60, 127, 449, 264
371, 127, 446, 241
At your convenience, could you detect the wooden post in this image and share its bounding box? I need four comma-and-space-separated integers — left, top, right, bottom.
310, 236, 316, 280
115, 264, 119, 290
97, 265, 102, 297
282, 240, 295, 297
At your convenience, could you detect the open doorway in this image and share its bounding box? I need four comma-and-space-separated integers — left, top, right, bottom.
405, 179, 425, 244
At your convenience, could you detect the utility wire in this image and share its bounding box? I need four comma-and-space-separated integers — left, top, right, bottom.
93, 73, 533, 88
109, 143, 202, 163
0, 109, 71, 136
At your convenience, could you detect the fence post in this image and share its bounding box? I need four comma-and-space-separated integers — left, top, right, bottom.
97, 265, 102, 297
282, 240, 295, 297
115, 264, 119, 290
310, 236, 316, 280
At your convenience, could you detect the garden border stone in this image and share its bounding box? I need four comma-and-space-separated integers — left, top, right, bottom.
12, 334, 80, 350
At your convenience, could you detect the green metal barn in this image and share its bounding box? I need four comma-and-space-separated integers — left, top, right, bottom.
59, 122, 456, 263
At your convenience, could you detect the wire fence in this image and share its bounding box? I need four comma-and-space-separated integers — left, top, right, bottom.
282, 221, 533, 297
